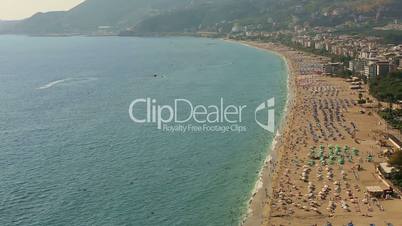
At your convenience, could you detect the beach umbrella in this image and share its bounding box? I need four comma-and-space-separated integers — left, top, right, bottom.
319, 150, 324, 158
367, 154, 373, 162
338, 157, 345, 165
335, 145, 341, 155
352, 148, 359, 156
308, 150, 314, 159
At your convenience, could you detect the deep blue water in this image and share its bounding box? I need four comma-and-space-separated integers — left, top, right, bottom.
0, 36, 287, 226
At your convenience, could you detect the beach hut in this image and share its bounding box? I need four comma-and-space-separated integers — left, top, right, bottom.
388, 134, 402, 150
366, 186, 383, 198
378, 162, 399, 179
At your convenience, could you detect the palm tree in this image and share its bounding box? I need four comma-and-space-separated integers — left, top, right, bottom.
389, 151, 402, 171
386, 94, 395, 114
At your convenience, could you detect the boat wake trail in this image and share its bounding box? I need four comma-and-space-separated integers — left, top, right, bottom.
37, 78, 72, 90
37, 77, 98, 90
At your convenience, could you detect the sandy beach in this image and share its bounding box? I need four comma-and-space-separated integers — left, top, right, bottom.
239, 41, 402, 226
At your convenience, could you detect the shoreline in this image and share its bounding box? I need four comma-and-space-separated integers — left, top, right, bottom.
4, 35, 400, 225
224, 39, 298, 226
234, 41, 298, 226
237, 40, 402, 226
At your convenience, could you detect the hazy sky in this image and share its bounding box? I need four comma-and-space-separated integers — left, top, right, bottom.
0, 0, 85, 20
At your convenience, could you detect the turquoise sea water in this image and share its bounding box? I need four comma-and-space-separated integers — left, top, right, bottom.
0, 36, 287, 226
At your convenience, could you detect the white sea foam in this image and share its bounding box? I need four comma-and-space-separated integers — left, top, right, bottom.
37, 77, 97, 90
37, 78, 72, 90
240, 45, 292, 226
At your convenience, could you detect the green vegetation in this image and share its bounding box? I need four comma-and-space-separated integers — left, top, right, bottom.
1, 0, 401, 35
380, 30, 402, 44
337, 27, 402, 45
370, 71, 402, 132
369, 71, 402, 102
389, 151, 402, 188
378, 109, 402, 131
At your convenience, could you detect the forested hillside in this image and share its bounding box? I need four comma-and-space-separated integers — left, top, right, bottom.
1, 0, 401, 34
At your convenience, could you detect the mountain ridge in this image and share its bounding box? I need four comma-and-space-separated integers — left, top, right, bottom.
1, 0, 401, 35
